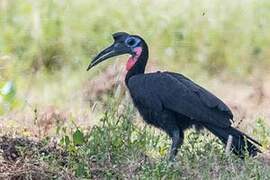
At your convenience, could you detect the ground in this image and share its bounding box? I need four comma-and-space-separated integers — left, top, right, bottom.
0, 65, 270, 179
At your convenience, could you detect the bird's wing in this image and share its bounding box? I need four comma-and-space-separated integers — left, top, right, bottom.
128, 72, 233, 128
165, 72, 233, 118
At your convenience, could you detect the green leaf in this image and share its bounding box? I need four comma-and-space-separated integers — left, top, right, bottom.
60, 135, 70, 147
73, 129, 85, 145
75, 163, 87, 177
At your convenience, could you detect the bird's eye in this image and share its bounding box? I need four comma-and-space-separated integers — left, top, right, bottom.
126, 37, 137, 47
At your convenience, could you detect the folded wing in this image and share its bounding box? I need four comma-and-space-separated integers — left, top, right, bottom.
128, 72, 233, 128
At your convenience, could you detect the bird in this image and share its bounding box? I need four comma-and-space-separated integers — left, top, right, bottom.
87, 32, 261, 160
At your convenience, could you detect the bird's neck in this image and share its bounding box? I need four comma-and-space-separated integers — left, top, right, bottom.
125, 42, 148, 85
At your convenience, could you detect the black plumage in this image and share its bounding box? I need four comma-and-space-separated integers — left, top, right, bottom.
88, 32, 261, 160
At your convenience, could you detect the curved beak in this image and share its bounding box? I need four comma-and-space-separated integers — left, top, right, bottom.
87, 43, 131, 71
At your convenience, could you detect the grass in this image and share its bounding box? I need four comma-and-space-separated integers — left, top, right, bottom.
1, 0, 270, 179
1, 99, 270, 179
1, 0, 270, 117
1, 0, 270, 115
1, 0, 270, 76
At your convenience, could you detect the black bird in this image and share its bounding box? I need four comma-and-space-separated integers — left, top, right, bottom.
87, 32, 261, 160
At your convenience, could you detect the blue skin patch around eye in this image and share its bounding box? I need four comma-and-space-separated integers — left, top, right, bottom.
125, 37, 141, 48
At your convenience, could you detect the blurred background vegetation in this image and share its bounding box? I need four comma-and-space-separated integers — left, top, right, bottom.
0, 0, 270, 131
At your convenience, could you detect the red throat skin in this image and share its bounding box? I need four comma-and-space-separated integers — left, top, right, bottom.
126, 47, 142, 71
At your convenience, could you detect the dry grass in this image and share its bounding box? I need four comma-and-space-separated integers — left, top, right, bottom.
0, 136, 74, 179
0, 160, 74, 180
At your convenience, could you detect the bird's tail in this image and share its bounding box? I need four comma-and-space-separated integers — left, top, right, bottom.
204, 124, 261, 158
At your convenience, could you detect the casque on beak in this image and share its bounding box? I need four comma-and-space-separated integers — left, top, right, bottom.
87, 36, 132, 71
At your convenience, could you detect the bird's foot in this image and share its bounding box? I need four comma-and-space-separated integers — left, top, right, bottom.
168, 149, 177, 162
169, 156, 177, 162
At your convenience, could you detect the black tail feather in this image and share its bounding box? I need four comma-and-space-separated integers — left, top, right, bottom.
204, 124, 261, 158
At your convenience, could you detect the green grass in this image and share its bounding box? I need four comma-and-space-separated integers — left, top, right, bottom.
1, 0, 270, 77
52, 102, 270, 179
1, 100, 269, 179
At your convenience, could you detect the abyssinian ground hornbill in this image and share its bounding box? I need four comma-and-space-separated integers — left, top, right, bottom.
87, 32, 261, 160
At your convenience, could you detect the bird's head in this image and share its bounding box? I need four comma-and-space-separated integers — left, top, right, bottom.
87, 32, 145, 71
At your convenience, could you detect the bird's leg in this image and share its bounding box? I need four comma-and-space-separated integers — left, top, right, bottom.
169, 130, 183, 161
